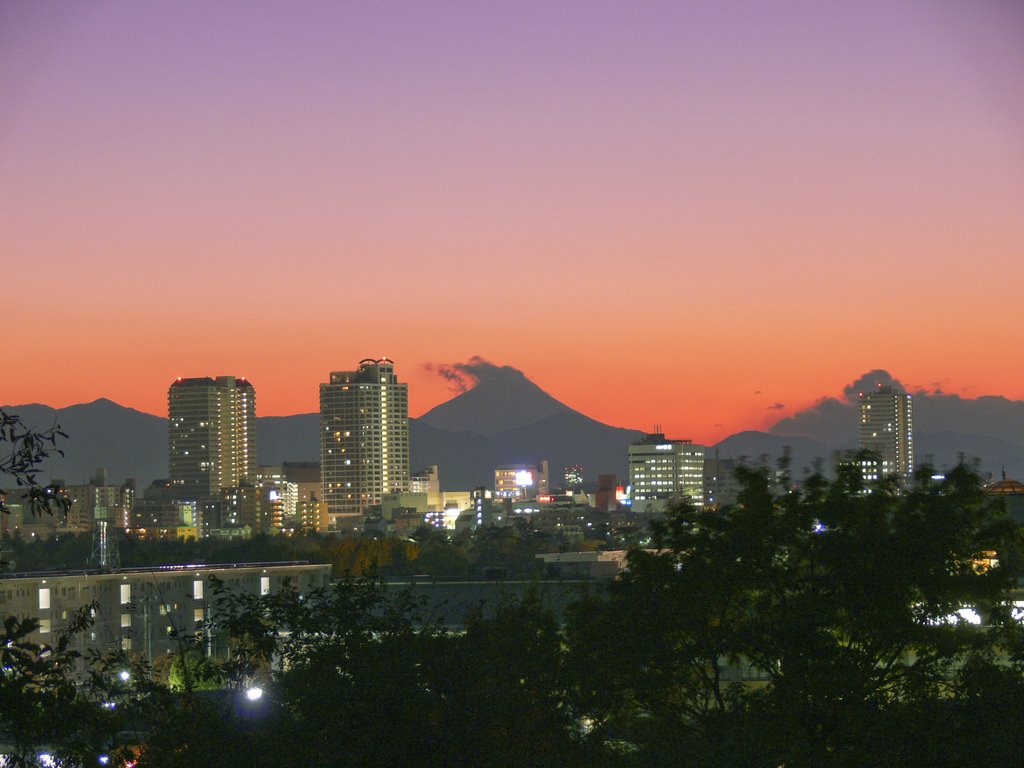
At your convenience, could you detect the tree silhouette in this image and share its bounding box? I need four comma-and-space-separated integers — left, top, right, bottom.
566, 462, 1024, 767
1, 407, 70, 519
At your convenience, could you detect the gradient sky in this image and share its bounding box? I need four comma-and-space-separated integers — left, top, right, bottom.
2, 1, 1023, 443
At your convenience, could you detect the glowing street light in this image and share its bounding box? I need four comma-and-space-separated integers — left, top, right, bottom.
245, 686, 263, 702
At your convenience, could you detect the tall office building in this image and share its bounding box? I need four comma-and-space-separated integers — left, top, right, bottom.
628, 433, 705, 512
168, 376, 257, 498
320, 358, 409, 526
858, 385, 914, 481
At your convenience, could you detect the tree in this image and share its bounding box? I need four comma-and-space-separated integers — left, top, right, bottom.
135, 575, 589, 767
0, 408, 70, 519
192, 575, 447, 768
0, 605, 116, 767
428, 590, 583, 768
167, 648, 224, 692
0, 413, 115, 765
565, 462, 1024, 767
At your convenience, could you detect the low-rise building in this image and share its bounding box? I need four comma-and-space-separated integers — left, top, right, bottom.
536, 550, 628, 579
0, 561, 331, 679
495, 461, 549, 500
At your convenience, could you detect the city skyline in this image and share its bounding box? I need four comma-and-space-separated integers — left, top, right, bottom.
3, 2, 1023, 445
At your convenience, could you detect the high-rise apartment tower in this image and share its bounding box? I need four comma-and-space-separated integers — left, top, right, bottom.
168, 376, 256, 498
320, 358, 409, 526
858, 385, 914, 480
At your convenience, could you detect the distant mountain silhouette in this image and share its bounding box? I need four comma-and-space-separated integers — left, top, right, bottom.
408, 421, 502, 490
912, 431, 1024, 477
767, 370, 1024, 478
257, 371, 648, 487
258, 413, 319, 465
2, 371, 646, 490
5, 367, 1024, 492
1, 399, 167, 487
414, 359, 646, 485
418, 358, 574, 436
417, 409, 646, 490
709, 431, 834, 475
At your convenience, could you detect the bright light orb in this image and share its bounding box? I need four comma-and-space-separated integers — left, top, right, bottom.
245, 686, 263, 701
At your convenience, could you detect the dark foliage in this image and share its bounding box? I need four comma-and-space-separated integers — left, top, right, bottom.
1, 408, 70, 519
5, 444, 1024, 766
564, 463, 1024, 767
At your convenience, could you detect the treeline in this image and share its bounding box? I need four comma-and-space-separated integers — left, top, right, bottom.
2, 524, 563, 579
5, 463, 1024, 766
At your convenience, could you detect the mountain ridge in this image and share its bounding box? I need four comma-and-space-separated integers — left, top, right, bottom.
5, 368, 1024, 489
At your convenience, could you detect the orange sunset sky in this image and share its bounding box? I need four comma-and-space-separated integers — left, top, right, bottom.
2, 1, 1022, 444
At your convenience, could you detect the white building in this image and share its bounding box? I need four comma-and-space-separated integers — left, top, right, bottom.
628, 433, 705, 512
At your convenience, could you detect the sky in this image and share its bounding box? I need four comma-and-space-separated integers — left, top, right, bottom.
2, 1, 1023, 443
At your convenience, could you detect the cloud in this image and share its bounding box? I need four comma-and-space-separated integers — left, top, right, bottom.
769, 371, 1024, 470
841, 370, 903, 403
424, 356, 528, 393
